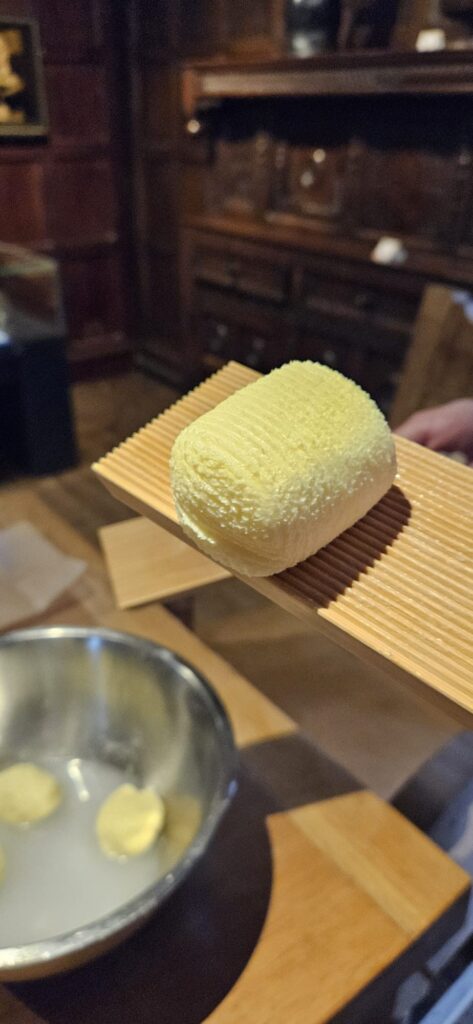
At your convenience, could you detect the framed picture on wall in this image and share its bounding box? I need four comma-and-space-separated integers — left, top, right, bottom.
0, 16, 47, 138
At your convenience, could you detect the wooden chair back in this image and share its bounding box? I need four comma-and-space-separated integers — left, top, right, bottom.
390, 284, 473, 428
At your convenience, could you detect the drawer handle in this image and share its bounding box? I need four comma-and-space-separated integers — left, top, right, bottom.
208, 323, 229, 353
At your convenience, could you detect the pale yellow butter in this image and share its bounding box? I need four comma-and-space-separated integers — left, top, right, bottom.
171, 361, 396, 577
96, 783, 166, 859
0, 763, 61, 825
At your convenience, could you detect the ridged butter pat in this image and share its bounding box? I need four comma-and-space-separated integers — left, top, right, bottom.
171, 361, 396, 577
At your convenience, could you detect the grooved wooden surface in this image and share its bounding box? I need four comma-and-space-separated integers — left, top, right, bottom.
94, 362, 473, 722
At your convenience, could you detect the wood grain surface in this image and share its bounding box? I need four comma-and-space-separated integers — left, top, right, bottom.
99, 517, 228, 609
93, 361, 473, 724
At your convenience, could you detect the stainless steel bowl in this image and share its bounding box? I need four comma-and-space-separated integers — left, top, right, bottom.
0, 626, 237, 980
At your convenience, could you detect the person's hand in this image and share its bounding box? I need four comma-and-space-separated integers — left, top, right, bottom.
396, 399, 473, 465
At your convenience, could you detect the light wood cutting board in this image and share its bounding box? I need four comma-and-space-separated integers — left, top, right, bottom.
93, 362, 473, 724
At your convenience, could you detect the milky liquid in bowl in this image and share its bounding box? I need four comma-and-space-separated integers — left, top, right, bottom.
0, 628, 236, 977
0, 756, 185, 948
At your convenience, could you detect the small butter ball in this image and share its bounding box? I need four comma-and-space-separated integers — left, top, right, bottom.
0, 763, 62, 825
96, 783, 166, 859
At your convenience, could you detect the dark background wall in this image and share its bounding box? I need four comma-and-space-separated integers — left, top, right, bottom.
0, 0, 131, 373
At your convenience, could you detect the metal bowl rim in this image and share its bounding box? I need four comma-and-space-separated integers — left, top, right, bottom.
0, 625, 238, 971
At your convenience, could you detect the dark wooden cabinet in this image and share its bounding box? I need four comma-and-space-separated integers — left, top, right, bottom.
129, 3, 473, 402
271, 141, 348, 227
211, 134, 273, 219
182, 224, 422, 409
129, 0, 299, 375
177, 66, 473, 407
357, 146, 456, 244
193, 245, 290, 304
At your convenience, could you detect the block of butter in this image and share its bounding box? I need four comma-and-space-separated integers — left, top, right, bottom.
171, 361, 396, 577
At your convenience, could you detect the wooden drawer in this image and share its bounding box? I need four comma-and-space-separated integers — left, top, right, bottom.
194, 312, 291, 373
194, 284, 290, 336
301, 271, 417, 349
238, 326, 292, 372
193, 247, 290, 304
195, 315, 240, 363
295, 330, 400, 406
295, 332, 359, 381
192, 287, 294, 372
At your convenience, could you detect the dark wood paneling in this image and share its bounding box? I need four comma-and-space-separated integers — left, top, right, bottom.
0, 0, 33, 15
0, 0, 130, 371
145, 157, 179, 250
0, 163, 47, 245
142, 69, 178, 144
180, 159, 210, 221
47, 158, 118, 246
46, 66, 110, 147
133, 0, 176, 60
146, 251, 181, 339
61, 251, 125, 349
178, 0, 222, 57
35, 0, 103, 63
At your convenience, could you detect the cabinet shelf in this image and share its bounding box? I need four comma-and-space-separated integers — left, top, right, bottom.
182, 49, 473, 114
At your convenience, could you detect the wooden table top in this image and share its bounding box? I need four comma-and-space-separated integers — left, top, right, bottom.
0, 485, 469, 1024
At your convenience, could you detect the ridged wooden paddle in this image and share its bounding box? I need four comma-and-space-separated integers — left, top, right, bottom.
93, 362, 473, 723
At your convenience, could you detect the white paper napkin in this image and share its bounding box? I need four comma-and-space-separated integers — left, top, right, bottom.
0, 522, 86, 630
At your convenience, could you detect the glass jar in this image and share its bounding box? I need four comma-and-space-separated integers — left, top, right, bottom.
286, 0, 341, 56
